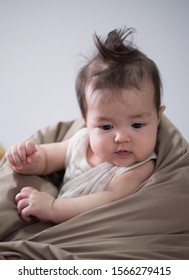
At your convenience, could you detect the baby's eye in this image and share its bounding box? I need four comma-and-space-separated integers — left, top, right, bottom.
100, 125, 113, 131
131, 123, 144, 129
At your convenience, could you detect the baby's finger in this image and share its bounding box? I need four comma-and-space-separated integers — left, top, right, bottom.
17, 198, 29, 214
27, 153, 41, 164
21, 206, 32, 222
9, 145, 23, 168
15, 191, 29, 204
15, 186, 35, 203
5, 149, 15, 167
21, 186, 36, 193
16, 143, 27, 163
25, 141, 37, 157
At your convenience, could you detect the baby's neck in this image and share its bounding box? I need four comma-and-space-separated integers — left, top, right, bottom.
86, 145, 103, 167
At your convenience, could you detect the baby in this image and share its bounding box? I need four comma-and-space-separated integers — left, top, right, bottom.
6, 27, 165, 223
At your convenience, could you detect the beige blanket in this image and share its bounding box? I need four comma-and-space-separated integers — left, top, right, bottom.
0, 115, 189, 259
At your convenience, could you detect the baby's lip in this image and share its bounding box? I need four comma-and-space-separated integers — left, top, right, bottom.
115, 149, 131, 156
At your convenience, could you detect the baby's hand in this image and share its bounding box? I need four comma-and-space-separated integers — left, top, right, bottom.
5, 141, 40, 172
15, 187, 55, 222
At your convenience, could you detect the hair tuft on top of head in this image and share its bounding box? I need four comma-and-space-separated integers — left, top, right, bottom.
93, 27, 137, 63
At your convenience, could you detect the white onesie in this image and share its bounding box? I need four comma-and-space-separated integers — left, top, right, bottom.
58, 128, 156, 198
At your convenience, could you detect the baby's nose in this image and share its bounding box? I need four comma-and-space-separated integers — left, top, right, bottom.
114, 131, 131, 143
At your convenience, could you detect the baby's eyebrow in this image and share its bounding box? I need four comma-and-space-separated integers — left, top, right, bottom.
129, 112, 152, 119
95, 117, 113, 122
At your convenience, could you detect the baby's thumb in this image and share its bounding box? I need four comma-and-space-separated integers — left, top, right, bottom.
25, 141, 40, 164
25, 141, 37, 156
27, 152, 41, 164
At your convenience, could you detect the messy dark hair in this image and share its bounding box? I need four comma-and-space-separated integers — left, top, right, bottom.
76, 27, 162, 119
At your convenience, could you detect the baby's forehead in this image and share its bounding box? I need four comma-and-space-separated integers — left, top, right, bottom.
86, 81, 155, 106
86, 91, 157, 124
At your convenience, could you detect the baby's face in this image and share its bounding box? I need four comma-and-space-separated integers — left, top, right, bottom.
84, 81, 164, 167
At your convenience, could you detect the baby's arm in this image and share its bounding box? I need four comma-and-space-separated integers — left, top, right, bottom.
106, 159, 155, 195
16, 160, 154, 223
5, 139, 70, 175
51, 160, 155, 223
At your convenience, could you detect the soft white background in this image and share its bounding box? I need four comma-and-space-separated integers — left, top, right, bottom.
0, 0, 189, 149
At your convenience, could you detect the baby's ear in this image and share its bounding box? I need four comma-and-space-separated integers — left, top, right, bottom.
158, 106, 166, 123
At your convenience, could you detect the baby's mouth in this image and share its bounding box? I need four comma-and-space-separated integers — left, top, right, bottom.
115, 149, 131, 157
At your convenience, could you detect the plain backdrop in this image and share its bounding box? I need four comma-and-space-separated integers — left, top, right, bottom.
0, 0, 189, 149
